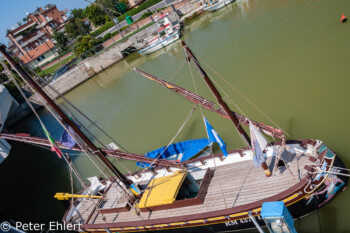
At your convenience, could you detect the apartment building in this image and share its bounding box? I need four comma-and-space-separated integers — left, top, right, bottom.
7, 4, 69, 68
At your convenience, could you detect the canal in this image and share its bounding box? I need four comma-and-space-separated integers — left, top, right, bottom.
1, 0, 350, 232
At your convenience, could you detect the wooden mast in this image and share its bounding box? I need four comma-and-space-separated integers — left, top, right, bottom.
0, 44, 134, 187
181, 41, 271, 176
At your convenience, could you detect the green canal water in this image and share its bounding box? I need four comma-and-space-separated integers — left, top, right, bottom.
1, 0, 350, 231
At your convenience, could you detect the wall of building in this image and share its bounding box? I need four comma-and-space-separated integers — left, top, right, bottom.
7, 4, 68, 65
28, 49, 58, 68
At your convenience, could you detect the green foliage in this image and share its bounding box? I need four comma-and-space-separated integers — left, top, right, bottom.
116, 0, 163, 22
103, 33, 113, 41
139, 10, 153, 21
0, 60, 11, 73
105, 14, 111, 22
0, 73, 8, 84
97, 0, 123, 17
4, 82, 21, 101
73, 35, 103, 57
16, 25, 36, 37
90, 21, 115, 37
39, 54, 76, 76
71, 8, 86, 19
38, 47, 73, 68
53, 31, 69, 51
85, 4, 106, 26
65, 17, 90, 38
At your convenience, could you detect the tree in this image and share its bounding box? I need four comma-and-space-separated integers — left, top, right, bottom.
84, 4, 106, 26
73, 35, 102, 57
53, 31, 69, 51
97, 0, 125, 17
65, 18, 90, 38
71, 8, 86, 19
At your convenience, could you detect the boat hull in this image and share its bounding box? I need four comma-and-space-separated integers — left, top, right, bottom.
138, 30, 181, 55
203, 0, 235, 12
79, 141, 348, 232
85, 154, 348, 233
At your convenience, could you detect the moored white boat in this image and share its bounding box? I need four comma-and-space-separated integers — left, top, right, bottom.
138, 14, 181, 55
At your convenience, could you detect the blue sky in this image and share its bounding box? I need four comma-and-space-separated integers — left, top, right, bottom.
0, 0, 90, 45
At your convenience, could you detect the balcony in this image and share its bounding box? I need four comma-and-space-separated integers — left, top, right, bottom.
12, 21, 36, 36
14, 35, 23, 42
21, 31, 45, 47
36, 18, 53, 29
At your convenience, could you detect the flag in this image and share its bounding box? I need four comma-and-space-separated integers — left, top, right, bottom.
60, 125, 78, 149
42, 127, 63, 159
204, 117, 228, 157
249, 121, 268, 167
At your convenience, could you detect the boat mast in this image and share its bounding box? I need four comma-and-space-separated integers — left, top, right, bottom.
182, 41, 271, 176
182, 41, 251, 145
0, 44, 133, 187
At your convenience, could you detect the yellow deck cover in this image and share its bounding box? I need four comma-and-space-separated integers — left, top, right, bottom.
139, 170, 188, 208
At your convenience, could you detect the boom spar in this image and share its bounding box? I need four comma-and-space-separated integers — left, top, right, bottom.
133, 68, 284, 140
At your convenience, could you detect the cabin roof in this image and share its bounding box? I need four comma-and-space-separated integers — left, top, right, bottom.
139, 170, 188, 208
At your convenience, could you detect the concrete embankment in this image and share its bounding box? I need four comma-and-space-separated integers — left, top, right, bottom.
29, 0, 203, 105
30, 40, 133, 104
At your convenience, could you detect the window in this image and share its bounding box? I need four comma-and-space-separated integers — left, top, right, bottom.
36, 55, 45, 62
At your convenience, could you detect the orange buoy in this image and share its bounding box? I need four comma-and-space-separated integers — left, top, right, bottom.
341, 13, 347, 23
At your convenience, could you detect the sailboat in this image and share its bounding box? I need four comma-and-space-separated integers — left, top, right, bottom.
0, 41, 348, 233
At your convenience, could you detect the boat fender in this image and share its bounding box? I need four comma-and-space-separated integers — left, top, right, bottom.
341, 13, 347, 23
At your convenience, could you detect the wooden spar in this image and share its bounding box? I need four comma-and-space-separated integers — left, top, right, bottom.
181, 42, 251, 145
181, 41, 271, 176
0, 45, 132, 187
133, 68, 284, 140
0, 133, 181, 168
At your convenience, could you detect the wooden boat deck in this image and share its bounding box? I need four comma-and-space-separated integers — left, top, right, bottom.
74, 152, 312, 225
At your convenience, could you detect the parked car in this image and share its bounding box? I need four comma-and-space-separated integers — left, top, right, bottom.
52, 65, 69, 81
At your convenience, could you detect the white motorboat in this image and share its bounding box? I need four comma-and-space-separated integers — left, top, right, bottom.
138, 14, 181, 55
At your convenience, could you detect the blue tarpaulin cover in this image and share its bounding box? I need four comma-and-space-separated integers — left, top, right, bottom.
137, 138, 210, 168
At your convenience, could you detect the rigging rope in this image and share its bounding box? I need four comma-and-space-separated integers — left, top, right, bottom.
187, 57, 252, 150
167, 60, 186, 82
138, 104, 197, 172
35, 75, 131, 152
34, 75, 133, 175
9, 63, 117, 184
196, 55, 290, 137
29, 80, 135, 200
0, 60, 87, 188
33, 90, 114, 181
187, 58, 230, 209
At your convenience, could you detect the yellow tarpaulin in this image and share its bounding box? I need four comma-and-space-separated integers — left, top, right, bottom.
139, 170, 188, 208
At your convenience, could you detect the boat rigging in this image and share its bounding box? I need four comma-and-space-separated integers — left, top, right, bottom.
0, 41, 348, 233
